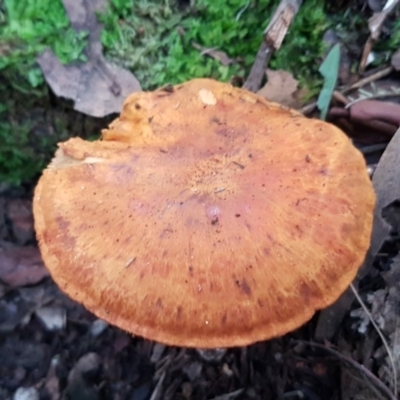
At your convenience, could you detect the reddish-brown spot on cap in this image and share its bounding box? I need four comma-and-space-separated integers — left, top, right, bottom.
33, 79, 375, 348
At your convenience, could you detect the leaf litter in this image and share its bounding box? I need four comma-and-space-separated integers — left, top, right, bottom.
257, 69, 300, 108
37, 0, 141, 117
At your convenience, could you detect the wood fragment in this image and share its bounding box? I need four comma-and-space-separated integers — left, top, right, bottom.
244, 0, 303, 92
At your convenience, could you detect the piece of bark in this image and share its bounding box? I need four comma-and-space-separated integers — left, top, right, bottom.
329, 100, 400, 138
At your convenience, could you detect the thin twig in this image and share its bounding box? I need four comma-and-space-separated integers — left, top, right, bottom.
350, 283, 398, 398
243, 37, 272, 92
299, 66, 394, 115
149, 370, 166, 400
342, 66, 394, 94
359, 0, 400, 73
345, 90, 400, 109
292, 339, 397, 400
244, 0, 302, 92
332, 90, 350, 105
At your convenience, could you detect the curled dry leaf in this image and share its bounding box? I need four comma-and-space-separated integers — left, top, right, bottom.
257, 69, 300, 108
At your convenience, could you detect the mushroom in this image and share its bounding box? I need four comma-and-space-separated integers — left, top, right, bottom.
33, 78, 375, 348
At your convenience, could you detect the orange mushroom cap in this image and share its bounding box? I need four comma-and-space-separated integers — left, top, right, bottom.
33, 79, 375, 348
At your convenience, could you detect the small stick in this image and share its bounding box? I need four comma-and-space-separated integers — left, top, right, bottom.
350, 283, 397, 398
343, 66, 393, 94
299, 66, 394, 115
332, 90, 350, 105
244, 0, 303, 92
292, 340, 397, 400
345, 90, 400, 109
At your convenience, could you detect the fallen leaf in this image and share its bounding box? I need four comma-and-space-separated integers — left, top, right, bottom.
391, 48, 400, 71
37, 0, 141, 117
317, 43, 340, 120
0, 244, 49, 287
257, 69, 299, 108
7, 199, 34, 245
368, 126, 400, 261
37, 50, 140, 117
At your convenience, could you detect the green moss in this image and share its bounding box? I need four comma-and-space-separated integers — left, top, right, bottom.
99, 0, 330, 90
0, 0, 89, 185
0, 0, 337, 185
0, 0, 87, 89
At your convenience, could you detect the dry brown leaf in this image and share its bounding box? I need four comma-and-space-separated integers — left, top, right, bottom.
369, 126, 400, 263
37, 0, 141, 117
257, 69, 300, 108
0, 245, 49, 287
37, 50, 141, 117
391, 48, 400, 71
